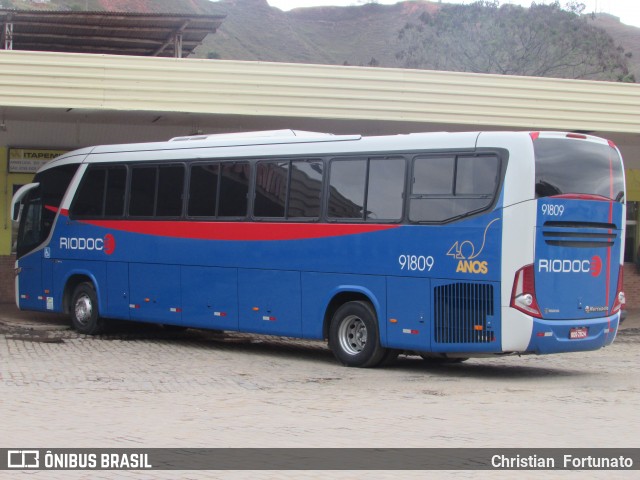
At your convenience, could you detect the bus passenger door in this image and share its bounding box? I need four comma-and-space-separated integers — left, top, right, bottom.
386, 277, 431, 351
238, 269, 302, 337
15, 185, 46, 311
16, 251, 44, 311
181, 266, 239, 330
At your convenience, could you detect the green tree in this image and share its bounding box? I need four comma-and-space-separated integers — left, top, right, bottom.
397, 1, 633, 81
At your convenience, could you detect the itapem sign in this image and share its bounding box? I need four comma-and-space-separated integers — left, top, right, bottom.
9, 148, 68, 173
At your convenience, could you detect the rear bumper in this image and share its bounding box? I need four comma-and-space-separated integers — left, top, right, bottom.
526, 313, 620, 354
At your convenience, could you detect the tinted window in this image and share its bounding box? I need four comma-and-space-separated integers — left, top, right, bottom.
72, 166, 127, 218
157, 165, 184, 217
188, 164, 219, 217
104, 167, 127, 217
129, 167, 156, 217
72, 168, 105, 217
328, 159, 366, 219
36, 164, 79, 212
255, 161, 288, 218
18, 164, 79, 258
288, 160, 323, 218
37, 164, 79, 240
534, 138, 624, 201
218, 162, 249, 217
16, 187, 43, 258
412, 157, 454, 194
128, 165, 184, 217
254, 159, 324, 219
328, 158, 405, 221
456, 156, 498, 195
367, 158, 405, 220
410, 155, 499, 223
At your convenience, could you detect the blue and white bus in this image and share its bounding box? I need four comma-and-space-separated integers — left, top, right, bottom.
11, 130, 625, 367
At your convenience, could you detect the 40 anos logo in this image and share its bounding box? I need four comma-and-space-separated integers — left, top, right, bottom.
447, 218, 499, 275
455, 260, 488, 274
537, 256, 602, 277
59, 234, 115, 255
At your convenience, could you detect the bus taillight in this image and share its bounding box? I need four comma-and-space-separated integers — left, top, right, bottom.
510, 264, 542, 318
612, 266, 625, 315
566, 133, 588, 140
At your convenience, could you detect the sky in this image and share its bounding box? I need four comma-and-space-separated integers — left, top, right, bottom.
265, 1, 640, 29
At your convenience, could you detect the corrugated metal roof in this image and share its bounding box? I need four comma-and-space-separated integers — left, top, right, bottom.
0, 9, 225, 57
1, 50, 639, 135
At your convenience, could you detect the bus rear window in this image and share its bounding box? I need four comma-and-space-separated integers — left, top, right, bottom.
534, 138, 624, 202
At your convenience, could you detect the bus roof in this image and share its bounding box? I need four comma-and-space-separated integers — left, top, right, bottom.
40, 130, 615, 173
39, 130, 490, 172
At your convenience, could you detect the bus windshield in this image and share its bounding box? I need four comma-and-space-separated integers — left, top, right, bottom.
534, 138, 624, 202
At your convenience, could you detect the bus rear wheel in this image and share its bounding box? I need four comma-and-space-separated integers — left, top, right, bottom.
329, 301, 386, 368
70, 282, 104, 335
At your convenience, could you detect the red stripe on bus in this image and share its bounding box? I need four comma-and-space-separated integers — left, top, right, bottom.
605, 201, 613, 313
45, 205, 69, 216
78, 220, 400, 241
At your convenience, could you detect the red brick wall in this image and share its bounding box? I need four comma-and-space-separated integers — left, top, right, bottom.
623, 263, 640, 309
0, 255, 15, 304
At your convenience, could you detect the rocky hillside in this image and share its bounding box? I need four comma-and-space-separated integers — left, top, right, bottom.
2, 0, 639, 81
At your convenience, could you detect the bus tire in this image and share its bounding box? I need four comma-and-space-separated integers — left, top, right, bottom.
70, 282, 104, 335
329, 301, 386, 368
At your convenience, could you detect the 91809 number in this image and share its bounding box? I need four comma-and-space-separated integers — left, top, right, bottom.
398, 255, 435, 272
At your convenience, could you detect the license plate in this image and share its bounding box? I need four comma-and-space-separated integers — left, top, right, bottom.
569, 327, 588, 339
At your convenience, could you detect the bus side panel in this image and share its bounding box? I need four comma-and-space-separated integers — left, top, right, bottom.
238, 269, 301, 337
181, 266, 239, 330
386, 277, 431, 351
129, 263, 182, 325
300, 272, 386, 343
105, 262, 130, 320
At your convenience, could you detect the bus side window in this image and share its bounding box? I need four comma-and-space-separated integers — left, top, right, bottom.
328, 157, 405, 222
254, 161, 288, 218
129, 167, 157, 217
366, 158, 405, 221
72, 168, 106, 217
409, 155, 499, 223
128, 164, 185, 218
218, 162, 249, 218
253, 159, 324, 220
71, 165, 127, 219
104, 167, 127, 217
188, 164, 219, 217
157, 165, 185, 217
328, 159, 367, 220
288, 160, 323, 218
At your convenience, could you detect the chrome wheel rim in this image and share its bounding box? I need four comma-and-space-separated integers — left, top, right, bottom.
74, 294, 93, 326
338, 314, 367, 355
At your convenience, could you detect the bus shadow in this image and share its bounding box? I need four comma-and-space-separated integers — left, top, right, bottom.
99, 321, 339, 364
387, 355, 589, 379
95, 322, 592, 377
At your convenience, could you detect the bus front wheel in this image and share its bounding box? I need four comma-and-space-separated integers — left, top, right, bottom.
329, 301, 386, 368
70, 282, 104, 335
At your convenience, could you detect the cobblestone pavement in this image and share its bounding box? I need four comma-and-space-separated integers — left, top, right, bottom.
1, 305, 639, 480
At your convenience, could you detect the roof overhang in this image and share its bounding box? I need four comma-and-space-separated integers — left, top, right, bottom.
0, 9, 225, 57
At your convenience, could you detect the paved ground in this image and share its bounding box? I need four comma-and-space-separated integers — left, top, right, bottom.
1, 304, 639, 479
